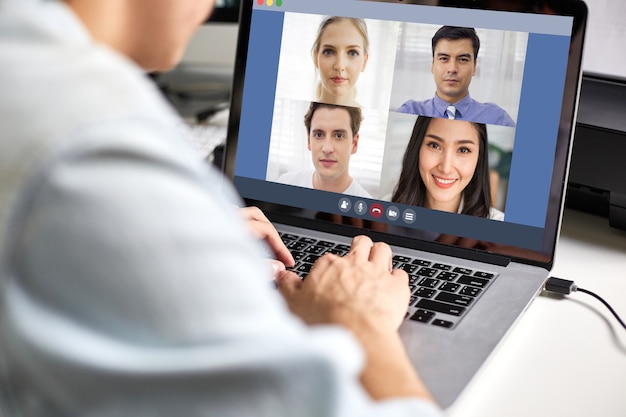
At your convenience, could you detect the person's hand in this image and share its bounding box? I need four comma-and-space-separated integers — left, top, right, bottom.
240, 206, 295, 275
276, 235, 435, 402
276, 235, 409, 334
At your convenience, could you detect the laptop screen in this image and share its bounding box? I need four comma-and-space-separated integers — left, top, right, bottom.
224, 0, 587, 267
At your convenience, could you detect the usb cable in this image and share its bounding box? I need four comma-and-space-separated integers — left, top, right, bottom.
544, 277, 626, 330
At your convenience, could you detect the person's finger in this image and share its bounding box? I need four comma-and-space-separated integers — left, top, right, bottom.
391, 267, 409, 284
269, 259, 286, 278
241, 206, 268, 222
347, 235, 374, 261
367, 241, 393, 268
261, 223, 295, 267
241, 207, 295, 267
275, 270, 302, 299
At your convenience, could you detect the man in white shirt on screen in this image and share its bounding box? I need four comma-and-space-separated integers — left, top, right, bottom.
278, 102, 372, 198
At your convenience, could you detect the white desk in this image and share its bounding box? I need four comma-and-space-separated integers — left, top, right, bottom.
449, 208, 626, 417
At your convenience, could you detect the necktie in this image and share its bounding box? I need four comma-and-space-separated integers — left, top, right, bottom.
446, 105, 456, 120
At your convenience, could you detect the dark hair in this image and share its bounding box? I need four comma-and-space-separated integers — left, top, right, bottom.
391, 116, 492, 218
432, 26, 480, 60
304, 102, 363, 136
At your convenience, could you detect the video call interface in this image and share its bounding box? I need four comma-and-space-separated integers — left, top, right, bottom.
232, 0, 574, 253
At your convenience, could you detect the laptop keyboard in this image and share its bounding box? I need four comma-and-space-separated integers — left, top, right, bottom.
281, 232, 498, 329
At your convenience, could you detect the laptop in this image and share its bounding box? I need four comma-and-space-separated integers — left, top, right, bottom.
223, 0, 587, 409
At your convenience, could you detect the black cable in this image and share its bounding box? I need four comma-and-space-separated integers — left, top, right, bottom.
575, 287, 626, 330
544, 277, 626, 331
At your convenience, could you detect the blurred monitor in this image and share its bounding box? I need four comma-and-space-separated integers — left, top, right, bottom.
182, 0, 240, 69
160, 0, 240, 120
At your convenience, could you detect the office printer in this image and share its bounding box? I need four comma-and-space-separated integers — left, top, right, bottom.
567, 73, 626, 231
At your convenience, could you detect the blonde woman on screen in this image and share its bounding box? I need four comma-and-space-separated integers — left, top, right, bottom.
312, 16, 369, 107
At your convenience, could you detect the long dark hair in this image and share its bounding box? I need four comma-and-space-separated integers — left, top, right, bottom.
391, 116, 492, 218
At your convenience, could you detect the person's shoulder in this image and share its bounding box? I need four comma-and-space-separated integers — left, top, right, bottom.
345, 179, 372, 198
469, 100, 516, 127
485, 103, 516, 126
1, 8, 192, 177
277, 170, 313, 187
396, 98, 433, 115
489, 207, 505, 221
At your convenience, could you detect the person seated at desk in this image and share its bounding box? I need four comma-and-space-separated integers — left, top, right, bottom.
278, 102, 372, 198
0, 0, 441, 416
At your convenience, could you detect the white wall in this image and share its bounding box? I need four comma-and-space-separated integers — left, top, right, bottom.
181, 23, 238, 68
181, 1, 626, 79
581, 0, 626, 79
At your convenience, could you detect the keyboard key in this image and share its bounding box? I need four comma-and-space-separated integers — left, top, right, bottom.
302, 254, 320, 264
435, 292, 474, 307
303, 245, 326, 255
412, 259, 431, 266
432, 263, 452, 271
439, 282, 461, 292
417, 277, 440, 288
400, 264, 419, 274
438, 271, 458, 281
414, 287, 436, 298
292, 251, 306, 261
474, 271, 495, 279
457, 275, 489, 288
298, 237, 317, 244
287, 241, 309, 251
453, 267, 473, 275
416, 299, 466, 316
410, 309, 435, 323
431, 319, 454, 328
316, 240, 335, 248
416, 267, 437, 277
393, 255, 412, 263
326, 248, 346, 256
460, 286, 482, 297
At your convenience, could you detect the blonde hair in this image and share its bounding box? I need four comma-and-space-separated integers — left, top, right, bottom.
311, 16, 369, 100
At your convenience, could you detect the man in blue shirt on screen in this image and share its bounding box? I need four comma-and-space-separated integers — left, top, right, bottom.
397, 26, 516, 127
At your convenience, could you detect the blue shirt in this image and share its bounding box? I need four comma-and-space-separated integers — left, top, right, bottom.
397, 93, 516, 127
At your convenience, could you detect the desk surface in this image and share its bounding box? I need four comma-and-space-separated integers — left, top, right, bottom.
448, 208, 626, 417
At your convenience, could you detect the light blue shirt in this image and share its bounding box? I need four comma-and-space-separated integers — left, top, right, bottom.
397, 93, 516, 127
0, 1, 443, 416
